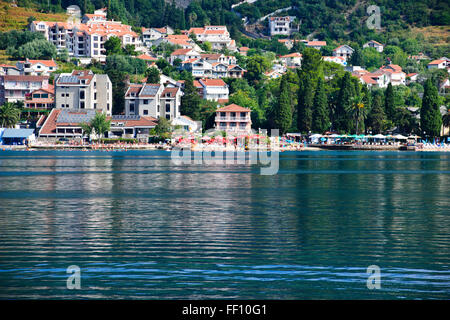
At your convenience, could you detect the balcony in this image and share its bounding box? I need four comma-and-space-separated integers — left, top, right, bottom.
215, 116, 250, 122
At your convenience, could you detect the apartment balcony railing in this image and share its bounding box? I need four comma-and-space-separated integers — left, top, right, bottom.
216, 116, 250, 122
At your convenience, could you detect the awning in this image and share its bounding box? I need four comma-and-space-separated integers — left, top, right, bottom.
1, 129, 35, 138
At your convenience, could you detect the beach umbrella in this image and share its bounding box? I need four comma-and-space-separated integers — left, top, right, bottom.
394, 134, 408, 140
373, 134, 386, 139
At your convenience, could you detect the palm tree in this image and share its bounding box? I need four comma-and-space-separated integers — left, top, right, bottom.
349, 96, 367, 134
443, 109, 450, 136
0, 102, 21, 128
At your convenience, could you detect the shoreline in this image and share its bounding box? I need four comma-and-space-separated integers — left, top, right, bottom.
1, 144, 449, 152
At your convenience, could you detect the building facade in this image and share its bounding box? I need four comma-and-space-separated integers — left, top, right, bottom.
55, 70, 112, 115
215, 104, 252, 133
269, 16, 299, 36
0, 75, 49, 104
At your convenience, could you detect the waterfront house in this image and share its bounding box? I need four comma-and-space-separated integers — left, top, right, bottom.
0, 75, 49, 104
55, 70, 112, 115
24, 85, 55, 110
215, 104, 252, 133
38, 109, 157, 141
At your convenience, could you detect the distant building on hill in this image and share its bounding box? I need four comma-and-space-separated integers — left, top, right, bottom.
268, 16, 299, 36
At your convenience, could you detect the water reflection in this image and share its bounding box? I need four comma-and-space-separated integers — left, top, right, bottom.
0, 150, 449, 299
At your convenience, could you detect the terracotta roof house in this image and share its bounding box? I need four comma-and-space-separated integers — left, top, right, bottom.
215, 104, 252, 133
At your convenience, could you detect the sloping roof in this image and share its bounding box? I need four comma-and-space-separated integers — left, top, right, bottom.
1, 129, 35, 138
199, 78, 227, 87
217, 104, 251, 112
171, 48, 195, 56
428, 59, 445, 65
307, 41, 326, 46
28, 59, 57, 67
280, 53, 302, 58
137, 54, 157, 61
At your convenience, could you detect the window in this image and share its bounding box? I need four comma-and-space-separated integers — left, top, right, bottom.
94, 103, 97, 109
80, 91, 85, 99
94, 92, 97, 100
157, 105, 160, 112
107, 103, 110, 111
80, 102, 85, 109
165, 104, 170, 112
130, 103, 135, 113
143, 99, 148, 104
93, 36, 98, 41
143, 110, 148, 115
166, 114, 170, 119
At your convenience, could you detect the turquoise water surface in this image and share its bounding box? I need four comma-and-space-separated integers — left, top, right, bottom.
0, 150, 449, 299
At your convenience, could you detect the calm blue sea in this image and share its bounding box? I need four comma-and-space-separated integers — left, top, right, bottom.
0, 150, 449, 299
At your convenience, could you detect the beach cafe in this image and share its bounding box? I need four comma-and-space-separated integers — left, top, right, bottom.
0, 128, 36, 146
285, 133, 418, 145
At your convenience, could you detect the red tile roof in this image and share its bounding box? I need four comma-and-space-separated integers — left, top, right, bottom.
199, 78, 227, 87
217, 103, 251, 112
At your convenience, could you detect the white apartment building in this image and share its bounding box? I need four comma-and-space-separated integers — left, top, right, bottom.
30, 14, 142, 62
268, 16, 299, 36
55, 70, 112, 115
124, 83, 182, 120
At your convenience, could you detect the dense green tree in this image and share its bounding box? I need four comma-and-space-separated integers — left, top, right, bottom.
244, 55, 271, 84
366, 94, 386, 134
311, 77, 329, 133
334, 72, 354, 133
12, 39, 57, 59
273, 75, 292, 134
180, 78, 201, 121
81, 112, 111, 141
145, 67, 160, 84
104, 36, 123, 55
297, 74, 314, 133
384, 83, 396, 121
420, 79, 442, 138
350, 47, 363, 66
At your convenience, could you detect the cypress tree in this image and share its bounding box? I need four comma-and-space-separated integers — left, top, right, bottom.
335, 72, 353, 133
181, 78, 201, 120
366, 94, 385, 134
274, 75, 293, 135
311, 77, 329, 133
384, 83, 396, 121
420, 79, 442, 138
297, 74, 314, 133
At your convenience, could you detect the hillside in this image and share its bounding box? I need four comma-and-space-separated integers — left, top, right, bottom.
0, 1, 67, 32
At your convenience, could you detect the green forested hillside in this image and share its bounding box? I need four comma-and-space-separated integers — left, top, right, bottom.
10, 0, 450, 58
